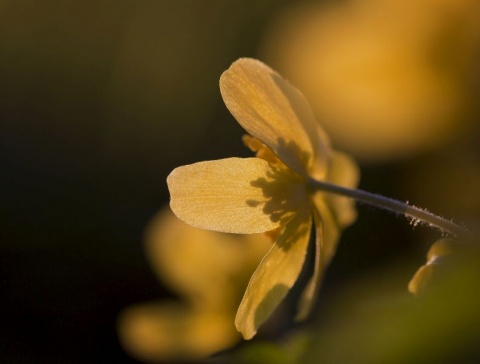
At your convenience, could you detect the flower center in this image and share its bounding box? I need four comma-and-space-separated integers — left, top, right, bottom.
242, 135, 282, 166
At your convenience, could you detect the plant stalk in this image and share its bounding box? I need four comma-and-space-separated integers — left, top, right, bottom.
308, 178, 467, 237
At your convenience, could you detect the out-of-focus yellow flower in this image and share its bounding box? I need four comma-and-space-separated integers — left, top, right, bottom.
167, 58, 359, 339
408, 239, 456, 296
261, 0, 480, 161
117, 207, 272, 362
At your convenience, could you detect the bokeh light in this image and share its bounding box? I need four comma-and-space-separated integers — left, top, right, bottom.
261, 0, 480, 161
117, 208, 272, 361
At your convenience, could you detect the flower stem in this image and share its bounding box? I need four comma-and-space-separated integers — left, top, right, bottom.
308, 178, 468, 237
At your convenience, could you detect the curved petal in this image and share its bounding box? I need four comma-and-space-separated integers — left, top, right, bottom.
326, 151, 360, 227
167, 157, 307, 234
296, 198, 340, 321
220, 58, 331, 179
295, 151, 358, 317
235, 205, 312, 339
313, 196, 341, 268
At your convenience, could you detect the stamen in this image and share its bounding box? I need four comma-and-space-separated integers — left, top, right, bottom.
242, 135, 281, 165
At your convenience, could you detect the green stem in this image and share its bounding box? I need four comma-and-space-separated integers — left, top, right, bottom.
308, 178, 467, 237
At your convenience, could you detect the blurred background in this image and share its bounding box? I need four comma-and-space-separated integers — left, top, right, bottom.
1, 0, 480, 362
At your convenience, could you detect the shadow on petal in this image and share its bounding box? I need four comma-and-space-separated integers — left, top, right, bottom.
245, 138, 313, 229
254, 284, 290, 329
247, 162, 307, 229
235, 207, 312, 339
271, 75, 332, 178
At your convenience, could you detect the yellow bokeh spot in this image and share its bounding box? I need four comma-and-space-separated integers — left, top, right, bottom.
261, 0, 480, 161
117, 207, 273, 361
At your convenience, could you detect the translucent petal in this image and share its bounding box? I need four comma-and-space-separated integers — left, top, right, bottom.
296, 196, 340, 321
167, 157, 307, 234
296, 152, 358, 318
235, 205, 312, 339
220, 58, 331, 179
312, 194, 342, 271
325, 151, 360, 227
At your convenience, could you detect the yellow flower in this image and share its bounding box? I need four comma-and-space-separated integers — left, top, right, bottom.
167, 58, 359, 339
117, 207, 272, 361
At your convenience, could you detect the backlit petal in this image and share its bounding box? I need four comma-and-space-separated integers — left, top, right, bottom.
296, 199, 339, 321
326, 151, 360, 227
220, 58, 331, 179
296, 152, 357, 320
235, 205, 312, 339
312, 194, 343, 269
167, 157, 307, 234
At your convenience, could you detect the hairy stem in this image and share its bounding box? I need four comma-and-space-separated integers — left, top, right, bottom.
308, 178, 467, 237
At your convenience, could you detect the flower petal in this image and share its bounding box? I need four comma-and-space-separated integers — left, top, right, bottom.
295, 199, 340, 321
167, 157, 307, 234
220, 58, 331, 179
235, 205, 312, 339
326, 151, 360, 227
295, 152, 358, 318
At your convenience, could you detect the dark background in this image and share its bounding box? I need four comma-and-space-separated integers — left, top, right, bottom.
1, 1, 479, 362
